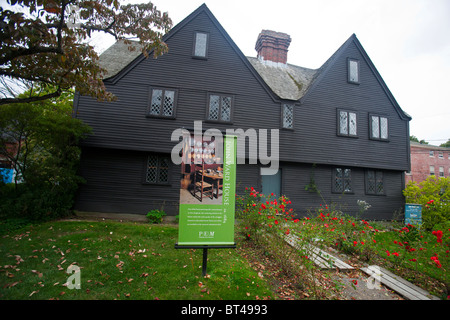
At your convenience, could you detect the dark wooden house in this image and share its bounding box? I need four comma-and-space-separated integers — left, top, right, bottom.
73, 4, 411, 219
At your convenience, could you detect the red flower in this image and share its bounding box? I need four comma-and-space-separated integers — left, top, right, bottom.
261, 204, 266, 209
432, 230, 443, 243
431, 256, 442, 268
386, 250, 391, 256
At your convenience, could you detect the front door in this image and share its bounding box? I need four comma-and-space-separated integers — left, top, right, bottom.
261, 168, 281, 198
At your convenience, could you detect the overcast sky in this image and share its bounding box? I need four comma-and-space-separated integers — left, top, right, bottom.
88, 0, 449, 145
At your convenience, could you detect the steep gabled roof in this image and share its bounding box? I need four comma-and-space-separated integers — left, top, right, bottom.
98, 40, 143, 79
247, 57, 317, 101
298, 34, 411, 121
96, 5, 411, 121
98, 4, 278, 101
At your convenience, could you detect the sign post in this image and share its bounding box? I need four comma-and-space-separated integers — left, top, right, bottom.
175, 133, 237, 276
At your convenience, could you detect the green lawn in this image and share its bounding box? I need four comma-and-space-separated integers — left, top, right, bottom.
0, 220, 273, 300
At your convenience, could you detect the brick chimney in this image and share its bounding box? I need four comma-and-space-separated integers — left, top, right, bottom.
255, 30, 291, 67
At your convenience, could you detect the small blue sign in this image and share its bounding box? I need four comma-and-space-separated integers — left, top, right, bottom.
405, 203, 422, 225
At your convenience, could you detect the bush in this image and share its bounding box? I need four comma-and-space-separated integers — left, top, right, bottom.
0, 183, 76, 221
0, 88, 91, 222
146, 209, 166, 224
403, 176, 450, 230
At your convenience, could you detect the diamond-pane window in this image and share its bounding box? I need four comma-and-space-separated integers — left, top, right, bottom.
150, 89, 162, 115
338, 110, 357, 137
339, 111, 348, 135
283, 104, 294, 129
333, 168, 352, 193
148, 89, 176, 118
376, 173, 384, 194
146, 155, 158, 183
349, 112, 357, 135
367, 170, 376, 194
208, 95, 220, 120
163, 91, 175, 116
371, 116, 379, 139
380, 117, 388, 139
146, 155, 170, 184
366, 170, 384, 195
221, 97, 231, 121
370, 115, 388, 140
207, 94, 232, 122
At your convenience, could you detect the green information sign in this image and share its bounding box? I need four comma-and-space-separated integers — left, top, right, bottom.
177, 134, 236, 246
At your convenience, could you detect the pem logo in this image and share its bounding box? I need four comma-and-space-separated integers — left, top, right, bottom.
199, 231, 215, 239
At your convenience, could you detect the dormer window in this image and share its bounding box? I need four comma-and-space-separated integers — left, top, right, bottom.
348, 58, 360, 84
193, 32, 209, 59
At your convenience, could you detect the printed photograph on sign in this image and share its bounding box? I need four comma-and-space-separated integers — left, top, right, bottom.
180, 134, 223, 205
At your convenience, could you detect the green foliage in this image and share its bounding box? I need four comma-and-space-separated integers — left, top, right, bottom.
1, 0, 172, 105
439, 139, 450, 148
0, 88, 91, 221
403, 176, 450, 230
146, 209, 166, 224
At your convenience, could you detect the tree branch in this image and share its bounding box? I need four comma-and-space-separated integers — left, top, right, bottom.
0, 88, 61, 105
0, 46, 63, 65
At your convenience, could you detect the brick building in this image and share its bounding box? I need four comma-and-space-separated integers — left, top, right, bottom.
406, 141, 450, 184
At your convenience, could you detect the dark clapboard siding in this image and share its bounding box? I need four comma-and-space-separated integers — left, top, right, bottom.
74, 5, 409, 218
75, 147, 180, 215
279, 162, 405, 220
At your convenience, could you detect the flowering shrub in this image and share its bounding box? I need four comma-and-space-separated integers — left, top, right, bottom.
373, 222, 449, 295
236, 186, 449, 298
403, 176, 450, 230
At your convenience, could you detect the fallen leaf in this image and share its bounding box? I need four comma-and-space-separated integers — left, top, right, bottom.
5, 281, 19, 288
29, 290, 39, 297
31, 270, 43, 278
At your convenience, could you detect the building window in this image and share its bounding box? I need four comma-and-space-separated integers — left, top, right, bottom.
429, 150, 434, 157
439, 166, 444, 177
430, 165, 435, 176
145, 155, 170, 184
338, 109, 357, 137
207, 93, 233, 122
193, 32, 209, 59
282, 104, 294, 129
148, 88, 177, 118
348, 58, 360, 84
333, 168, 352, 193
370, 114, 389, 141
438, 152, 444, 159
366, 170, 385, 195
